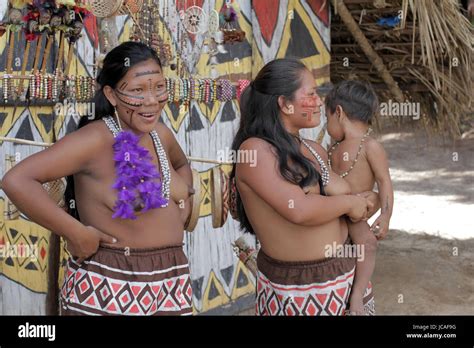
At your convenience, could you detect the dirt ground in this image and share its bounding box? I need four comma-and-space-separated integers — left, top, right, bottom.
238, 127, 474, 315
373, 128, 474, 314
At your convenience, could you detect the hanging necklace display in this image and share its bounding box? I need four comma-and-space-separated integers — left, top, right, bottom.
2, 1, 89, 104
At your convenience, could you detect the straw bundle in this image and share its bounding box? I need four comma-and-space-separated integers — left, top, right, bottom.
331, 0, 473, 137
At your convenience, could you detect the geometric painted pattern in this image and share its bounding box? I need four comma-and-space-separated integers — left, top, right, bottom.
0, 217, 51, 293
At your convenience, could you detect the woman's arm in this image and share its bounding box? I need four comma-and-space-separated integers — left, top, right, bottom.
236, 138, 369, 226
1, 122, 116, 259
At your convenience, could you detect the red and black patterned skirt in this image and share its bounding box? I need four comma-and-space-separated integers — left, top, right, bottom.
60, 244, 193, 316
256, 244, 375, 316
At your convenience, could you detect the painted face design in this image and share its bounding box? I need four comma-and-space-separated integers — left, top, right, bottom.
299, 95, 320, 118
114, 70, 168, 111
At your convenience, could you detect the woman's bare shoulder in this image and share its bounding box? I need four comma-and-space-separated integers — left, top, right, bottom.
239, 137, 274, 152
50, 120, 112, 159
69, 120, 112, 145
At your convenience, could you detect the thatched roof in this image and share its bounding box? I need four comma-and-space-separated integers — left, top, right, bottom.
330, 0, 473, 137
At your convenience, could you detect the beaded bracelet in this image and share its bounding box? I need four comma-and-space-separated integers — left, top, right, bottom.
174, 78, 180, 104
205, 79, 211, 103
197, 79, 203, 102
3, 75, 9, 102
237, 79, 251, 100
48, 75, 53, 100
212, 79, 218, 102
189, 78, 195, 100
29, 74, 35, 100
35, 73, 41, 99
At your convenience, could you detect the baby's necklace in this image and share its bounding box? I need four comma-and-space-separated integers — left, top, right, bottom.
328, 128, 372, 178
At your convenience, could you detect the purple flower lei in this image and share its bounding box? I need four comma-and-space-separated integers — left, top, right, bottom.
111, 130, 167, 220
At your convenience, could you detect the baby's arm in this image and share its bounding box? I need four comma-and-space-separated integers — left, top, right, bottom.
366, 139, 394, 240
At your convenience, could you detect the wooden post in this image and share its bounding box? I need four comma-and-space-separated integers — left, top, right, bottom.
46, 233, 60, 315
332, 0, 405, 102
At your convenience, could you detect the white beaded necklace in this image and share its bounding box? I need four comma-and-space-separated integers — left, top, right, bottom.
103, 115, 171, 207
298, 136, 330, 187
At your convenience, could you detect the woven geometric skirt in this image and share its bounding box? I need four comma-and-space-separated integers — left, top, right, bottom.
256, 248, 374, 316
60, 244, 193, 316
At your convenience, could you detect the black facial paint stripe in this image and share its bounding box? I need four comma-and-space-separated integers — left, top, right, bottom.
116, 89, 145, 100
116, 94, 143, 108
135, 70, 162, 77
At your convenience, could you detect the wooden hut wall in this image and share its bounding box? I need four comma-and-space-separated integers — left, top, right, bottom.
0, 0, 330, 314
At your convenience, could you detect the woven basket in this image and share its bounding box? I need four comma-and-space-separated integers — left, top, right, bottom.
90, 0, 124, 18
42, 178, 66, 209
2, 156, 66, 220
118, 0, 144, 15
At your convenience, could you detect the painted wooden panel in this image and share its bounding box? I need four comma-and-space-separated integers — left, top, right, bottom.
0, 0, 330, 314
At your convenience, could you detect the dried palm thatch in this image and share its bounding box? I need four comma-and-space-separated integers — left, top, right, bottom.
331, 0, 473, 137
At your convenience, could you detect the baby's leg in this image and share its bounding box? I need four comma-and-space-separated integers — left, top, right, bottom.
347, 220, 377, 315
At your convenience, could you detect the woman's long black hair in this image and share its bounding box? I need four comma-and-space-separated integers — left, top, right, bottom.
230, 58, 323, 234
65, 41, 162, 220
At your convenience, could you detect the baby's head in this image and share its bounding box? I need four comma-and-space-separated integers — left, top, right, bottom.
325, 80, 379, 141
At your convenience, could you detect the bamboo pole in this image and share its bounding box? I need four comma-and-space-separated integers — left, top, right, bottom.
46, 233, 60, 315
18, 40, 31, 96
0, 137, 234, 165
331, 0, 405, 102
40, 35, 54, 74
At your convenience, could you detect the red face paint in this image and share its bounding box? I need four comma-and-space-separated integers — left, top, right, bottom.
300, 95, 320, 117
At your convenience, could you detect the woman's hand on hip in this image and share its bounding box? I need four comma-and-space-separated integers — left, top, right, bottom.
66, 225, 117, 263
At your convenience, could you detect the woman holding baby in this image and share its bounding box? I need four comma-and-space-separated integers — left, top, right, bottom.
230, 58, 391, 316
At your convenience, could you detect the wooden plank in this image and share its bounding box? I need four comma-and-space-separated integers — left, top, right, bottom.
0, 275, 46, 315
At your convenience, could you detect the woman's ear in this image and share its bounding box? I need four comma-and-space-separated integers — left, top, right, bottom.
278, 96, 294, 115
103, 86, 117, 107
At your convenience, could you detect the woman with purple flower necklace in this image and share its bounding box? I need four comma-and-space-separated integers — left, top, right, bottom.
2, 42, 195, 316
